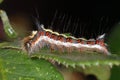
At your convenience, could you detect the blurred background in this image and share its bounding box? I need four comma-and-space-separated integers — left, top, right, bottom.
0, 0, 120, 39
0, 0, 120, 80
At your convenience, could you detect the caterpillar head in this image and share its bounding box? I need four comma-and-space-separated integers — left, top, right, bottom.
22, 31, 37, 54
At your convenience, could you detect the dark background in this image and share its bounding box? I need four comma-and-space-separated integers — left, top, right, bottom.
0, 0, 120, 39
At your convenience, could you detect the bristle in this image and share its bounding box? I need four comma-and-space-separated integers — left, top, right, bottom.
97, 33, 105, 40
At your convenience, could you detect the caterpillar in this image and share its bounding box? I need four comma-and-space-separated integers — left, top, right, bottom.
23, 22, 110, 56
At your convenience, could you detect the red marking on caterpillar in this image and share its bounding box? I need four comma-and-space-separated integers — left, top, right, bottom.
23, 24, 110, 55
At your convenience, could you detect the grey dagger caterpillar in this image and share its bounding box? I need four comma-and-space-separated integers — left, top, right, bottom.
22, 21, 110, 55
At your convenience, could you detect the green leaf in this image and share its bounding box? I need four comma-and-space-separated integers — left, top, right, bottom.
84, 65, 111, 80
0, 0, 3, 4
31, 48, 120, 80
31, 48, 120, 68
110, 66, 120, 80
107, 24, 120, 55
0, 47, 63, 80
107, 23, 120, 80
0, 10, 17, 39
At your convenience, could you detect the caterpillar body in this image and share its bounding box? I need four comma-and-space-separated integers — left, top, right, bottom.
23, 23, 110, 55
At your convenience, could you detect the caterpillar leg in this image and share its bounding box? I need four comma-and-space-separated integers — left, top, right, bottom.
50, 43, 58, 53
76, 47, 85, 53
59, 46, 65, 53
66, 47, 73, 54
